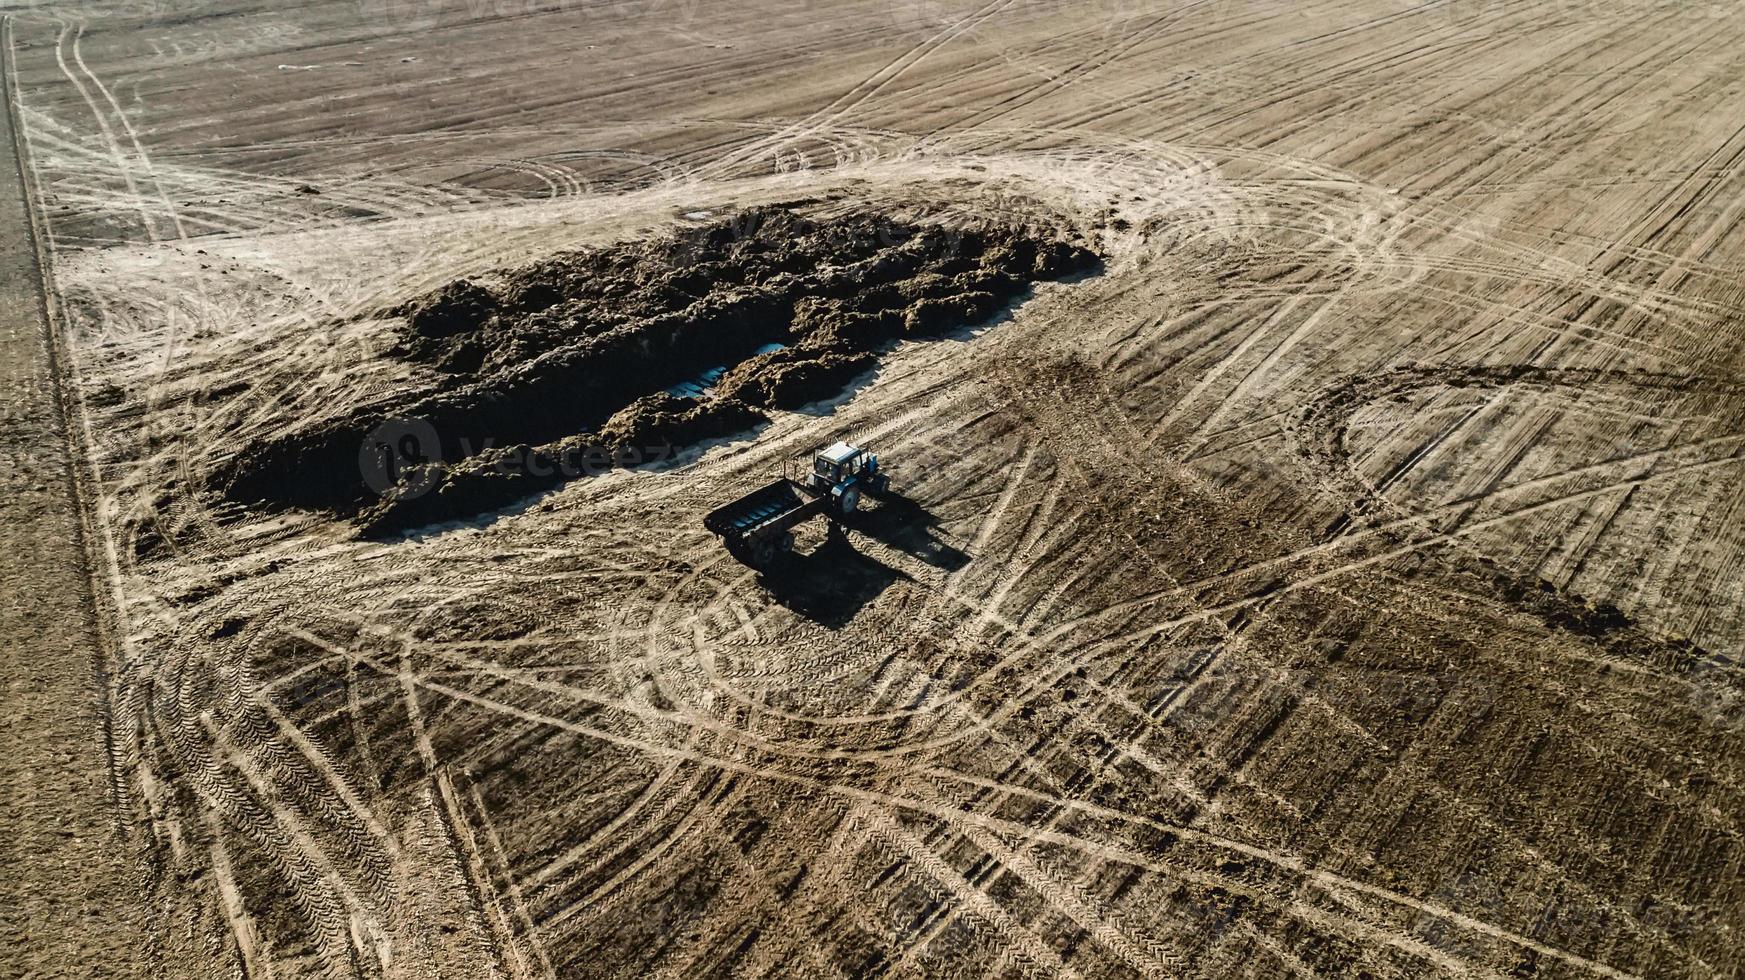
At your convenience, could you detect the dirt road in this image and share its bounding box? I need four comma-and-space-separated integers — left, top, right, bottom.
4, 0, 1744, 977
0, 17, 150, 978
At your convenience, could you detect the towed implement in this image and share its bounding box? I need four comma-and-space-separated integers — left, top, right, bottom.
704, 441, 890, 568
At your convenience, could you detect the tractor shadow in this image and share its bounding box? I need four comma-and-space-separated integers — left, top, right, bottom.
848, 492, 969, 573
761, 531, 909, 629
755, 494, 966, 628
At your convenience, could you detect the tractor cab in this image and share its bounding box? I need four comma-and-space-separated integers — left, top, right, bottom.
805, 441, 889, 515
811, 441, 865, 485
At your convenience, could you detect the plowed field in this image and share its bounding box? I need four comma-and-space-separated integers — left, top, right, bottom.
5, 0, 1743, 977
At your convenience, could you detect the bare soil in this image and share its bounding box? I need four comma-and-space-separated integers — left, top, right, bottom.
4, 1, 1744, 978
0, 26, 153, 978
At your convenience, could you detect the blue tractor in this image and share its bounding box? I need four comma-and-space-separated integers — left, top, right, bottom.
704, 441, 890, 568
805, 441, 890, 517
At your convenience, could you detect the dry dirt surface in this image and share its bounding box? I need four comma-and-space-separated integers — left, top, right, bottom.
5, 0, 1745, 977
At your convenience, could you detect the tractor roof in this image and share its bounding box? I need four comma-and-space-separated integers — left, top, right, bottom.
819, 441, 860, 463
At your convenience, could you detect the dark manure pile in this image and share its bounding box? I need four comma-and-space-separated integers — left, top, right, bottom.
213, 206, 1099, 535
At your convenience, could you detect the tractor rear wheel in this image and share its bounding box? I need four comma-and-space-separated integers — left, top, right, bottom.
834, 484, 861, 515
750, 538, 777, 569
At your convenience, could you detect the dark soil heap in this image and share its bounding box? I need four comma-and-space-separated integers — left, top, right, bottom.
215, 206, 1099, 535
